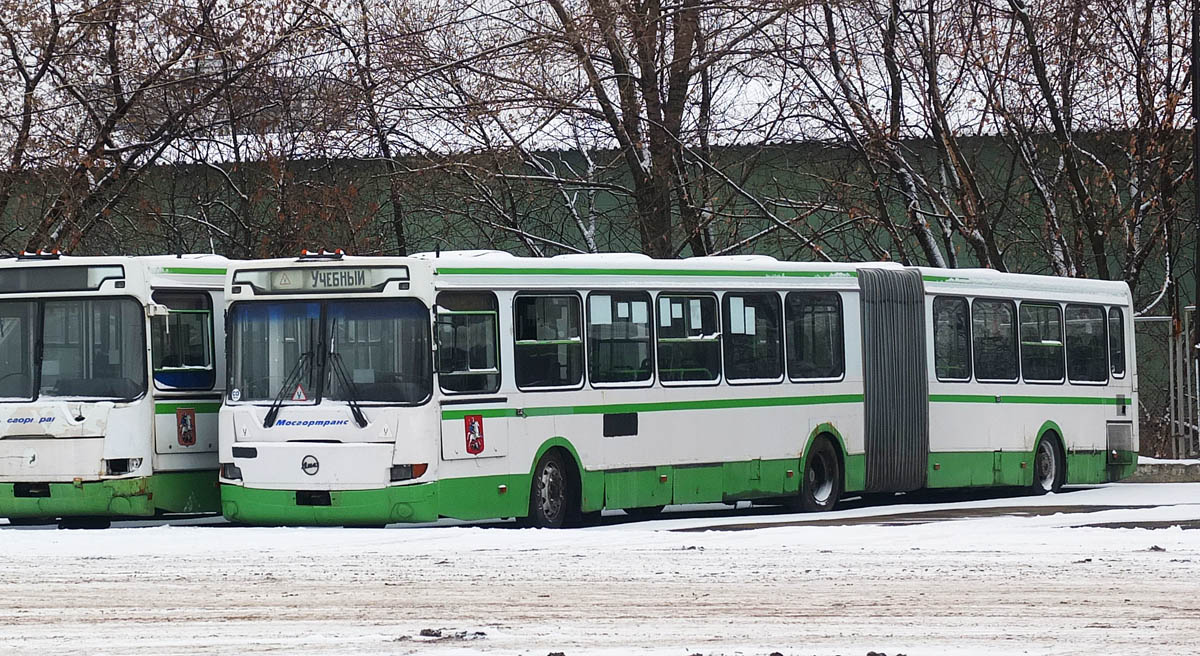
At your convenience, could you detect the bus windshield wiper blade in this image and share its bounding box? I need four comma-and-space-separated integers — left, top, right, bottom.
328, 351, 368, 428
263, 351, 312, 428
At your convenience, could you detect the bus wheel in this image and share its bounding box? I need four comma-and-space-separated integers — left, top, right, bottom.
799, 438, 842, 512
57, 517, 111, 530
5, 517, 54, 526
1032, 436, 1064, 495
625, 505, 665, 520
526, 451, 569, 528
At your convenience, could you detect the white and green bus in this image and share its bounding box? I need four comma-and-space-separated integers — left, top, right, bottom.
0, 254, 229, 527
218, 251, 1137, 527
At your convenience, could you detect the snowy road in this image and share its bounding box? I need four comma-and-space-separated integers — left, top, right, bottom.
2, 484, 1200, 655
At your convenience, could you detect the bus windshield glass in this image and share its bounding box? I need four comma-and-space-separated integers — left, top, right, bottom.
326, 300, 431, 404
0, 301, 37, 401
229, 302, 321, 404
228, 299, 431, 405
39, 298, 146, 400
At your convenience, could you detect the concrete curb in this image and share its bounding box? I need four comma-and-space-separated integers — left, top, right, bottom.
1123, 462, 1200, 483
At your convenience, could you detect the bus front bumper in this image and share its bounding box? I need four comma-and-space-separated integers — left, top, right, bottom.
0, 471, 219, 520
0, 478, 155, 519
220, 482, 439, 526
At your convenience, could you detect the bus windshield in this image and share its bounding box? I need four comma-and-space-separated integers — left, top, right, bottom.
4, 297, 147, 401
228, 299, 431, 405
41, 298, 146, 400
0, 301, 37, 401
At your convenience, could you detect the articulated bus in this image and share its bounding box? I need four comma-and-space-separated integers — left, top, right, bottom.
218, 251, 1137, 527
0, 254, 229, 527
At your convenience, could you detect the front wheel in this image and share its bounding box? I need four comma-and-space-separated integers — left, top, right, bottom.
1032, 436, 1064, 495
525, 451, 570, 528
798, 438, 842, 512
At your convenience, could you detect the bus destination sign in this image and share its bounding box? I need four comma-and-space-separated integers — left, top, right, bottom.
272, 268, 370, 291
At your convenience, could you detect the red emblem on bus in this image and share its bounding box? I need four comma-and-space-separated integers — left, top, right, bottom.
176, 407, 197, 447
464, 415, 484, 455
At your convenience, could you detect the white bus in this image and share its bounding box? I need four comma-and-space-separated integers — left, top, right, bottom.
0, 254, 229, 527
218, 251, 1137, 527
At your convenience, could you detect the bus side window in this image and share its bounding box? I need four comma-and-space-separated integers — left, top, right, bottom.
1066, 304, 1107, 384
436, 292, 500, 395
933, 296, 971, 381
722, 292, 782, 383
1109, 307, 1125, 378
514, 294, 584, 390
785, 292, 843, 381
656, 294, 720, 385
151, 291, 215, 391
971, 298, 1018, 382
587, 291, 652, 385
1018, 303, 1064, 383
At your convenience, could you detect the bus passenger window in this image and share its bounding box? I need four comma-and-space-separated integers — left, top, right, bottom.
722, 293, 782, 382
1109, 307, 1125, 378
587, 292, 652, 385
971, 299, 1018, 382
437, 292, 500, 394
1066, 304, 1107, 383
656, 294, 719, 384
1019, 303, 1064, 383
151, 291, 215, 390
785, 292, 843, 380
514, 295, 583, 389
933, 297, 970, 381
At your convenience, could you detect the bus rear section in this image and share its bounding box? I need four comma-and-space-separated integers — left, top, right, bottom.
0, 256, 227, 524
218, 258, 439, 526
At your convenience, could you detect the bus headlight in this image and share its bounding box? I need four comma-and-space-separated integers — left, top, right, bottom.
390, 463, 428, 482
220, 463, 243, 481
104, 458, 143, 476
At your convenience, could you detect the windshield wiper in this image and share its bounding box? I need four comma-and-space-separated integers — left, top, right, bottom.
328, 351, 368, 428
326, 318, 368, 428
263, 351, 313, 428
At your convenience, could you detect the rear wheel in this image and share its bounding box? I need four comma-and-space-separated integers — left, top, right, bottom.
1032, 436, 1064, 494
798, 438, 842, 512
525, 451, 570, 528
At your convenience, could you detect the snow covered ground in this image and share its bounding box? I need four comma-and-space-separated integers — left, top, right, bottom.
2, 484, 1200, 655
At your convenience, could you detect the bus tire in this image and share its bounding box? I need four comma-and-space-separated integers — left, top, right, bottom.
625, 505, 665, 520
799, 437, 842, 512
525, 450, 570, 528
57, 517, 111, 530
1032, 434, 1064, 495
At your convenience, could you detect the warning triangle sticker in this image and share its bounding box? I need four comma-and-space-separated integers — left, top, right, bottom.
278, 272, 292, 286
291, 383, 308, 401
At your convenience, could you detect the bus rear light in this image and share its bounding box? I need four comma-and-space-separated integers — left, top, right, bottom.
220, 463, 243, 480
390, 463, 428, 481
104, 458, 142, 476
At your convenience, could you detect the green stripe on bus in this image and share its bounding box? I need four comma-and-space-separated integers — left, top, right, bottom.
159, 267, 227, 275
929, 394, 1131, 405
441, 393, 864, 421
435, 267, 857, 279
155, 402, 221, 414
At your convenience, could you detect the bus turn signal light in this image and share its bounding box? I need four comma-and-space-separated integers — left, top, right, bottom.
390, 463, 428, 481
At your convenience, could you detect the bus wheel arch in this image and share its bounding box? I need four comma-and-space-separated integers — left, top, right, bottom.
797, 430, 844, 512
1032, 426, 1066, 494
